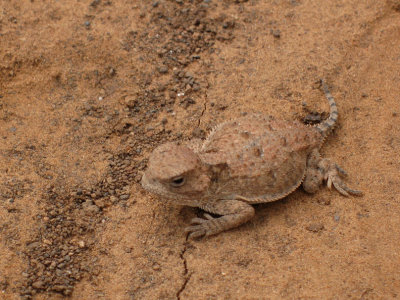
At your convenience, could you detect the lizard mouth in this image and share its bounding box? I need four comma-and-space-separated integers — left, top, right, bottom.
140, 172, 154, 193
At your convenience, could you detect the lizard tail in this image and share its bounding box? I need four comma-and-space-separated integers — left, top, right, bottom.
316, 80, 338, 138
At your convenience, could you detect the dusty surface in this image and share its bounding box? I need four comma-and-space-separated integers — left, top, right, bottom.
0, 0, 399, 299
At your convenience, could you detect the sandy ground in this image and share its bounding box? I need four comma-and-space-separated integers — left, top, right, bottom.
1, 0, 400, 299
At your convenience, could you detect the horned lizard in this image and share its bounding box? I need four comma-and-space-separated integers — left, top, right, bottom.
141, 80, 362, 238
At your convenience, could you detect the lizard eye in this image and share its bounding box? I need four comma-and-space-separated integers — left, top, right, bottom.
170, 176, 185, 187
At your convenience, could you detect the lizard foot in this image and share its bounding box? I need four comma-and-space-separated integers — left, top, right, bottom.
325, 163, 363, 196
184, 200, 255, 238
185, 214, 216, 239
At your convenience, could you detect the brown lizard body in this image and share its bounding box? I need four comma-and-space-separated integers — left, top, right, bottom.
141, 80, 362, 238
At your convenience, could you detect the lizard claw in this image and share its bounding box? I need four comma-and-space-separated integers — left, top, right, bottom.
335, 164, 348, 177
189, 214, 215, 225
185, 225, 207, 239
319, 159, 362, 197
185, 214, 216, 239
326, 172, 363, 196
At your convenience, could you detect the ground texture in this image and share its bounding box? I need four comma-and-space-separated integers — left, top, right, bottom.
0, 0, 400, 299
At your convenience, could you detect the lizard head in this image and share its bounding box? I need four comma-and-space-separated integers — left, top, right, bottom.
141, 142, 211, 205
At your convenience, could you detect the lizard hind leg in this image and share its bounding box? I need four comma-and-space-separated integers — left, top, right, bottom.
319, 159, 363, 196
303, 149, 362, 196
303, 167, 324, 194
303, 149, 324, 194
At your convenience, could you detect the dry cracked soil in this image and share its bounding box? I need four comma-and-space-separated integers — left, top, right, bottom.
1, 0, 400, 299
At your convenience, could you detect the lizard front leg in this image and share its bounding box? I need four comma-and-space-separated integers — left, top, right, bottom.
185, 200, 255, 239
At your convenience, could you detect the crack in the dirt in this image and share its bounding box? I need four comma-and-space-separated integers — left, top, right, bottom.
196, 76, 209, 132
176, 241, 192, 300
144, 210, 156, 246
197, 100, 207, 128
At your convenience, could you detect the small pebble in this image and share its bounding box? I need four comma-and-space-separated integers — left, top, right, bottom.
90, 0, 101, 7
120, 194, 129, 200
157, 65, 168, 74
32, 281, 44, 289
43, 239, 52, 245
317, 198, 331, 205
306, 223, 325, 233
152, 263, 161, 271
49, 261, 57, 269
271, 29, 281, 38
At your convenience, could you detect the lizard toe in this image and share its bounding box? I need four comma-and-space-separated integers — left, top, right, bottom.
185, 225, 207, 239
329, 174, 363, 196
189, 217, 208, 225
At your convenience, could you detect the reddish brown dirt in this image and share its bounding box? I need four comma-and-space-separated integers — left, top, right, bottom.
1, 1, 400, 299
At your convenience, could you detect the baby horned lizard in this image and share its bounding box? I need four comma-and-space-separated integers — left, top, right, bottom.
141, 81, 362, 238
